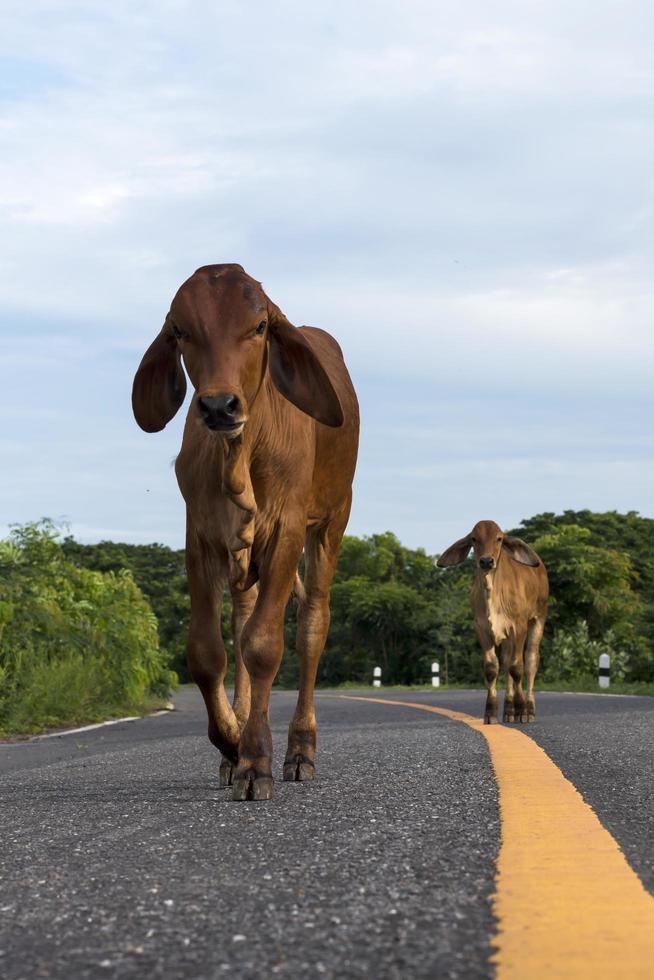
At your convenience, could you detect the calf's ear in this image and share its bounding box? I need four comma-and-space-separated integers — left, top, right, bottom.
132, 316, 187, 432
437, 535, 472, 567
267, 307, 343, 427
502, 535, 540, 566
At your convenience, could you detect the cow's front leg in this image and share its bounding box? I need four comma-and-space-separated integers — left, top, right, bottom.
477, 625, 499, 724
504, 629, 527, 723
186, 531, 241, 766
482, 646, 500, 724
220, 584, 258, 788
232, 530, 303, 801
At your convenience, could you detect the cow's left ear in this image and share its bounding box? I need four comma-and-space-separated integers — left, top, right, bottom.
502, 535, 541, 566
267, 306, 343, 427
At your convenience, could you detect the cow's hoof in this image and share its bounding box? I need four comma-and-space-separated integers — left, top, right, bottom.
231, 771, 275, 802
503, 702, 515, 723
283, 754, 315, 782
219, 759, 234, 788
484, 699, 499, 724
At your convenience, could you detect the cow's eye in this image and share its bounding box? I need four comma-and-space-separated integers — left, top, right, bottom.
255, 320, 267, 336
171, 322, 183, 340
471, 537, 476, 544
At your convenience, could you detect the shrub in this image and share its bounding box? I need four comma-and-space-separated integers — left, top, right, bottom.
0, 521, 175, 735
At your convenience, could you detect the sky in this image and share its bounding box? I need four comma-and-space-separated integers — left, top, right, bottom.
1, 0, 653, 554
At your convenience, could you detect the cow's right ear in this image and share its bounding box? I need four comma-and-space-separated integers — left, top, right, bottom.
437, 535, 472, 567
132, 316, 187, 432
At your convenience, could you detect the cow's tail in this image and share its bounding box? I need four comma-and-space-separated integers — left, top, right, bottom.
292, 571, 306, 605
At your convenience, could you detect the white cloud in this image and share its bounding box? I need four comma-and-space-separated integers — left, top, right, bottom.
1, 1, 653, 548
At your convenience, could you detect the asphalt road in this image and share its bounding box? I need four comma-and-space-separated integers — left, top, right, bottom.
1, 687, 652, 979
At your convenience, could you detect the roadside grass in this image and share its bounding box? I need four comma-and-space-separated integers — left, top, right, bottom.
146, 678, 654, 698
0, 655, 174, 740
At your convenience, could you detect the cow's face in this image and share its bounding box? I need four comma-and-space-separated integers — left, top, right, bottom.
470, 521, 504, 572
132, 263, 344, 436
436, 520, 541, 570
170, 265, 268, 438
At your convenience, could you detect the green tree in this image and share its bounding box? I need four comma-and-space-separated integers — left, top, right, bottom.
0, 521, 175, 735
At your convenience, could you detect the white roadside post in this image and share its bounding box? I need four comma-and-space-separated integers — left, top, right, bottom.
598, 652, 610, 689
373, 666, 382, 688
431, 661, 440, 688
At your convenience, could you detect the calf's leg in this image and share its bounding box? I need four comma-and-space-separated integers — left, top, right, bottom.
478, 632, 500, 724
186, 531, 241, 765
284, 515, 347, 782
232, 528, 304, 801
503, 668, 516, 723
524, 618, 544, 722
503, 629, 527, 723
219, 584, 258, 788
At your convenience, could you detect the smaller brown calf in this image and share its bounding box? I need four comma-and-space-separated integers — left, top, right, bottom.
437, 520, 548, 724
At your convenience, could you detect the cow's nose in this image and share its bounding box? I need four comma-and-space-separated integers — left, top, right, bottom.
197, 394, 241, 430
479, 556, 495, 570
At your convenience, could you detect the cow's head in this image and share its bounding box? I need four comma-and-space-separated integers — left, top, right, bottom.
132, 264, 343, 436
437, 520, 540, 571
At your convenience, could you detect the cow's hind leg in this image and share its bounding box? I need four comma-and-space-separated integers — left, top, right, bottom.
503, 629, 527, 723
284, 515, 347, 782
524, 618, 544, 722
186, 530, 241, 766
219, 584, 258, 788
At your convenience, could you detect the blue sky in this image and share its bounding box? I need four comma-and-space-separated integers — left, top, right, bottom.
1, 1, 653, 553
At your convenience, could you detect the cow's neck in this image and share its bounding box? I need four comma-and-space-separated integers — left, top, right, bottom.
220, 432, 256, 588
217, 378, 278, 590
477, 560, 507, 642
480, 567, 496, 605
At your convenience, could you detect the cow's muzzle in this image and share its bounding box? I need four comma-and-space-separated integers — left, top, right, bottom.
479, 556, 495, 571
197, 394, 245, 436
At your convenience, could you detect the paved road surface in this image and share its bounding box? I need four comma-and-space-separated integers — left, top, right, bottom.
1, 688, 652, 979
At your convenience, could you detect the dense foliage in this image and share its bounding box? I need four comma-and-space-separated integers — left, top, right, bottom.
281, 512, 654, 686
514, 511, 654, 681
17, 511, 654, 709
61, 537, 232, 682
0, 522, 175, 734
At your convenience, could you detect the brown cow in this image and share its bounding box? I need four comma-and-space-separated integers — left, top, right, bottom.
132, 264, 359, 800
437, 520, 548, 724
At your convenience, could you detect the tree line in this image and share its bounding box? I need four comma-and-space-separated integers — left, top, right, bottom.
1, 511, 651, 734
61, 509, 654, 688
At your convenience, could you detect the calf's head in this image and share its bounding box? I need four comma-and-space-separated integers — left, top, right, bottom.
437, 520, 540, 571
132, 264, 343, 436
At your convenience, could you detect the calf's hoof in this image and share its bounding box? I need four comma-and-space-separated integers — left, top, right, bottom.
484, 699, 499, 725
232, 770, 275, 802
219, 758, 234, 788
503, 700, 515, 723
283, 754, 316, 782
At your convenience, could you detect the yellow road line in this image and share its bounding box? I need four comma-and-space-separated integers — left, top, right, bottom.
337, 695, 654, 978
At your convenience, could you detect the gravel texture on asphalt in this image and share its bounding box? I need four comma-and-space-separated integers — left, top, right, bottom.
366, 688, 654, 895
0, 689, 500, 980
